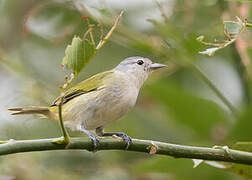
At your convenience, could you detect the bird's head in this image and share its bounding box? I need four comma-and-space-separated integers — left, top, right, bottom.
114, 56, 166, 88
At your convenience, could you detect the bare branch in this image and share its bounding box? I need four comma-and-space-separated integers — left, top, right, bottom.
96, 11, 124, 50
0, 137, 252, 165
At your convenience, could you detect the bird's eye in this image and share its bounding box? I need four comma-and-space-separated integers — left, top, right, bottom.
137, 60, 144, 65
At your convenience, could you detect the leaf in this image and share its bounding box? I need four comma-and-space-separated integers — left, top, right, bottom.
199, 47, 219, 56
196, 35, 205, 42
192, 159, 204, 168
223, 17, 244, 36
62, 36, 95, 76
198, 17, 245, 56
192, 159, 228, 169
204, 161, 228, 169
223, 21, 241, 35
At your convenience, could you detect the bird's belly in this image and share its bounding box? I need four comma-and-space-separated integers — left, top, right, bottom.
62, 86, 138, 130
90, 97, 135, 129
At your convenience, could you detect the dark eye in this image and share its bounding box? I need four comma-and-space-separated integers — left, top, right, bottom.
137, 60, 144, 65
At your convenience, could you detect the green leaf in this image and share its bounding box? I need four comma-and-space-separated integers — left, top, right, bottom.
223, 18, 244, 36
62, 36, 95, 76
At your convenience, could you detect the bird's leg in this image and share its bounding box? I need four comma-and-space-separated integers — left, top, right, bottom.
78, 125, 100, 150
96, 127, 132, 150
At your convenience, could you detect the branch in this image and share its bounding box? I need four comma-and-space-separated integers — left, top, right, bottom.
96, 11, 124, 50
0, 137, 252, 165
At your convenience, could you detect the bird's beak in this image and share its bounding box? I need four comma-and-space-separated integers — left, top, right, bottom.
150, 63, 167, 70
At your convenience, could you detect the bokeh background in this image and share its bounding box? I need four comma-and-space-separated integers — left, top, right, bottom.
0, 0, 252, 179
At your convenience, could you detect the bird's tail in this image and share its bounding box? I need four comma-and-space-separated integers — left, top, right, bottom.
8, 106, 57, 120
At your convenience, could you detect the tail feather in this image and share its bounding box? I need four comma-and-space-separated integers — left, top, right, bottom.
8, 106, 52, 117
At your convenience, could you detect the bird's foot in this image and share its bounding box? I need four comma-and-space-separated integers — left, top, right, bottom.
95, 127, 132, 150
109, 132, 132, 150
78, 126, 100, 151
88, 133, 100, 151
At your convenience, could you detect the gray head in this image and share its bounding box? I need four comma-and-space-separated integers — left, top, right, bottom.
114, 56, 166, 88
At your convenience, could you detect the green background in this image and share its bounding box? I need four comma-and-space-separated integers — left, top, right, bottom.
0, 0, 252, 179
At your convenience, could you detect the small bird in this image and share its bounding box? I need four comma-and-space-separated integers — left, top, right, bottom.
8, 57, 166, 149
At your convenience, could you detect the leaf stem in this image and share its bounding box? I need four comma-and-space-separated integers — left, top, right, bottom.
89, 29, 95, 47
58, 96, 70, 146
192, 64, 238, 119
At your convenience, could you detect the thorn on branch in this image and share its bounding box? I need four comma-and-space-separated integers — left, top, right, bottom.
213, 145, 234, 160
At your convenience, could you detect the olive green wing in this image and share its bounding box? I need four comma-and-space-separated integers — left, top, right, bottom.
51, 70, 114, 106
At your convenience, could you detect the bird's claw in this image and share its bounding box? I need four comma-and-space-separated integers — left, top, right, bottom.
89, 134, 100, 150
114, 133, 132, 150
78, 126, 100, 151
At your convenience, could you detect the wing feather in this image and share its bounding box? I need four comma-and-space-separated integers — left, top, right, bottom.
50, 70, 113, 106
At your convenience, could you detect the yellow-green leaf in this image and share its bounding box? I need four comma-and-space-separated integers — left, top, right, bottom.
62, 36, 95, 76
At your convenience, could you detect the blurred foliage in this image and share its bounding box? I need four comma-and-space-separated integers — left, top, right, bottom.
1, 0, 252, 179
197, 17, 252, 56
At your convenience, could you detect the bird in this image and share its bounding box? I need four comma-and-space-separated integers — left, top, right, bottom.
8, 56, 166, 149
